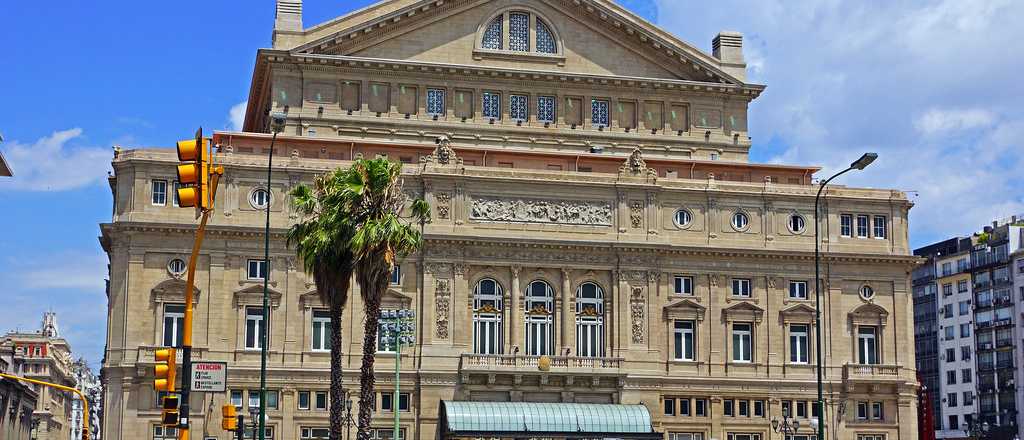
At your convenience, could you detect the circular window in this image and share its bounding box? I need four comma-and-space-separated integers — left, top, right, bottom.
167, 258, 186, 277
673, 209, 692, 228
249, 188, 271, 209
789, 214, 806, 234
732, 212, 749, 231
860, 285, 875, 300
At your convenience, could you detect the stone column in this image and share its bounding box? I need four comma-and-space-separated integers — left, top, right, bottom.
509, 265, 521, 351
454, 263, 469, 349
561, 268, 573, 355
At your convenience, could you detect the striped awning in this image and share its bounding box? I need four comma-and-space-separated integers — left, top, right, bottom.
439, 401, 661, 439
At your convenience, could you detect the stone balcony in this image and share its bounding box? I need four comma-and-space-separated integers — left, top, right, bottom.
460, 353, 624, 372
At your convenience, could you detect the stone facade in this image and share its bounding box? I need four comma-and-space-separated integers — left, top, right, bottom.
1, 313, 78, 440
100, 1, 920, 439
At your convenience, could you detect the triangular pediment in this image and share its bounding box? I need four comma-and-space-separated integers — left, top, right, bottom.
779, 303, 816, 323
151, 279, 202, 303
664, 298, 706, 321
382, 288, 414, 308
284, 0, 745, 84
721, 300, 765, 322
234, 284, 284, 308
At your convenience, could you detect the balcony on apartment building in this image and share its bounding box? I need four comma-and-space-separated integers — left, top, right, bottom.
460, 353, 625, 372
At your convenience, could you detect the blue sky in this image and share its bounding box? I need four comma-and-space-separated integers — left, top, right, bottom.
1, 0, 1022, 369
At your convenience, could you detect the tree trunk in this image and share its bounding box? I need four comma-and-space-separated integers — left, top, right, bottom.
356, 291, 382, 440
329, 274, 350, 440
356, 261, 392, 440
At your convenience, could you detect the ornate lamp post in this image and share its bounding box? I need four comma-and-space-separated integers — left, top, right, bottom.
771, 412, 802, 439
813, 152, 877, 440
344, 398, 356, 440
378, 308, 416, 440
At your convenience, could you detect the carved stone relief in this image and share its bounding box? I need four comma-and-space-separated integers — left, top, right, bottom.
470, 197, 612, 226
435, 279, 451, 339
630, 286, 646, 343
630, 201, 644, 228
435, 192, 451, 219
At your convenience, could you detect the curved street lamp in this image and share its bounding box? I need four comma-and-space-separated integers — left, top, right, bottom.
813, 152, 877, 440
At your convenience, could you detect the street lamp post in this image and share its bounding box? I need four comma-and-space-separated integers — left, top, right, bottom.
771, 413, 802, 439
378, 309, 416, 440
344, 399, 355, 440
258, 113, 288, 440
813, 152, 877, 440
962, 419, 990, 439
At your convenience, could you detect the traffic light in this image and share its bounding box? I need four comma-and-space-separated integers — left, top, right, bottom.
161, 394, 180, 426
176, 128, 211, 214
221, 404, 238, 431
153, 348, 177, 392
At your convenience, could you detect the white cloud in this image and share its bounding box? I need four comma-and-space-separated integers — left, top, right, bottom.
228, 101, 248, 131
653, 0, 1024, 244
914, 108, 995, 135
0, 128, 111, 191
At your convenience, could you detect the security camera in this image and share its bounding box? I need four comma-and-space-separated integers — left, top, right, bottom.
270, 112, 287, 134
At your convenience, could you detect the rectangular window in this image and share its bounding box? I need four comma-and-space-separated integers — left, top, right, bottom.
695, 399, 707, 417
942, 283, 953, 296
723, 399, 734, 416
152, 180, 167, 206
732, 322, 752, 362
856, 215, 869, 238
732, 279, 751, 297
871, 402, 883, 420
673, 320, 695, 361
782, 401, 792, 417
668, 434, 704, 440
172, 181, 181, 207
591, 99, 610, 127
679, 398, 691, 416
960, 323, 970, 338
725, 434, 761, 440
840, 214, 852, 237
738, 400, 749, 417
230, 390, 243, 408
538, 96, 556, 123
945, 347, 955, 362
873, 216, 887, 239
947, 392, 957, 407
162, 304, 185, 347
961, 346, 971, 361
942, 263, 953, 277
380, 392, 410, 412
300, 428, 330, 440
315, 391, 327, 410
753, 400, 764, 417
963, 391, 973, 405
674, 276, 694, 295
245, 307, 267, 350
857, 436, 885, 440
311, 310, 331, 352
426, 88, 446, 116
796, 401, 808, 418
947, 370, 956, 385
248, 390, 260, 409
246, 390, 278, 410
962, 368, 972, 383
390, 265, 401, 285
959, 300, 970, 315
789, 281, 808, 299
857, 402, 868, 420
790, 324, 809, 364
664, 398, 675, 416
298, 391, 310, 410
247, 259, 268, 280
857, 326, 878, 364
482, 92, 501, 120
944, 326, 955, 341
510, 94, 528, 121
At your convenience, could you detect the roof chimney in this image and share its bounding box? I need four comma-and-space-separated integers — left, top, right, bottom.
273, 0, 303, 48
712, 31, 747, 81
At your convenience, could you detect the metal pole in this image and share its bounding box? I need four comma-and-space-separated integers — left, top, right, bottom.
259, 130, 279, 440
814, 166, 854, 440
394, 329, 401, 440
0, 373, 91, 440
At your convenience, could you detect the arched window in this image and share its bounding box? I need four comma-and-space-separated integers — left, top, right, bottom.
479, 11, 560, 55
481, 16, 503, 50
525, 280, 554, 356
473, 278, 504, 355
576, 282, 604, 357
536, 20, 557, 54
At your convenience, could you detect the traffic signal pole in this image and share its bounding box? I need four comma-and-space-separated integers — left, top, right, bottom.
0, 372, 91, 439
178, 170, 222, 440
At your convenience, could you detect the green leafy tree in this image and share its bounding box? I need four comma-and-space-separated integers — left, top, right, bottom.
287, 168, 358, 439
341, 158, 429, 440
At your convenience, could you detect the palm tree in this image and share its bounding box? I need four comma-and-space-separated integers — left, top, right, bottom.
288, 168, 358, 439
341, 158, 429, 440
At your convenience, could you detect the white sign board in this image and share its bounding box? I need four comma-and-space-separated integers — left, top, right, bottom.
191, 361, 227, 392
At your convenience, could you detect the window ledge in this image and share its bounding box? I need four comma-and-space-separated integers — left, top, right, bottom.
473, 49, 566, 65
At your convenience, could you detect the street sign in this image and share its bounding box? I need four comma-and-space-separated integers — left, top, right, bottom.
191, 361, 227, 392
